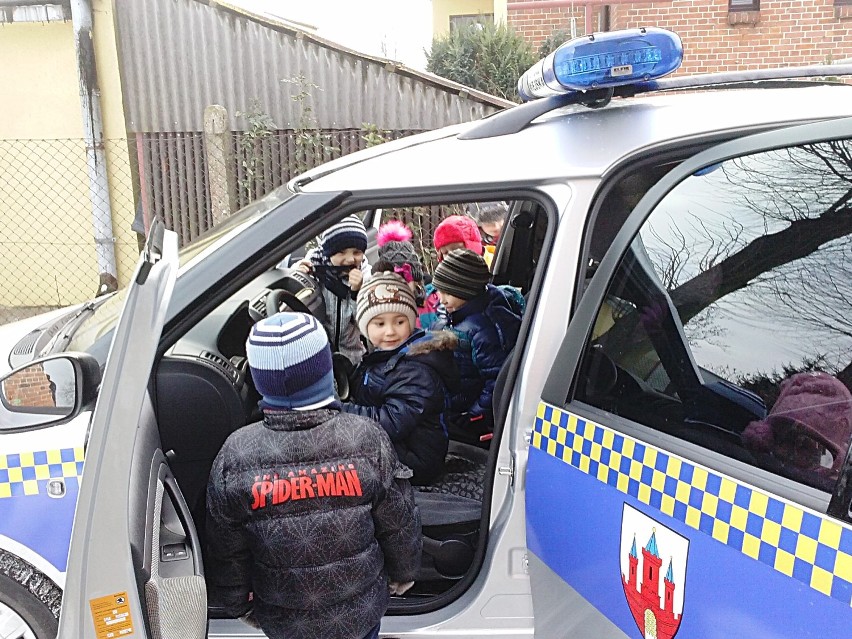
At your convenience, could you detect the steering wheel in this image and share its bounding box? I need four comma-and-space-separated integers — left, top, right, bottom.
265, 288, 314, 318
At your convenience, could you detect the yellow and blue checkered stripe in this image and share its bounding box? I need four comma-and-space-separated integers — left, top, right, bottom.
0, 448, 85, 498
532, 403, 852, 606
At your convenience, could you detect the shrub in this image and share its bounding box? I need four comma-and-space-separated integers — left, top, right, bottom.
426, 21, 536, 102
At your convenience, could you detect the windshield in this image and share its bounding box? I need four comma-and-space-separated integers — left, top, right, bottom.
65, 187, 293, 358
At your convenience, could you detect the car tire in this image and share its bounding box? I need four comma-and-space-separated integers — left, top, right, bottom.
0, 571, 59, 639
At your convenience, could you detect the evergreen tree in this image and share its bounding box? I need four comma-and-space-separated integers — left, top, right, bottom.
426, 22, 536, 102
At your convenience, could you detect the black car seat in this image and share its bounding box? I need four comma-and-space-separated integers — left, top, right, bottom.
413, 441, 488, 582
412, 348, 519, 584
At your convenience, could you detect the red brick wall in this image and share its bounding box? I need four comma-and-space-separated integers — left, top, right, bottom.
508, 6, 588, 53
508, 1, 852, 74
4, 364, 57, 408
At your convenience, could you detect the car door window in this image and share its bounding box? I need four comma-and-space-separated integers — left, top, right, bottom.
577, 139, 852, 496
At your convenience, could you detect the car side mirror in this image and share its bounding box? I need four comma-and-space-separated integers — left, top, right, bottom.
0, 353, 101, 431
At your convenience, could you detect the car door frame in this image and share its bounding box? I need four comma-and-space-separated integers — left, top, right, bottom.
58, 218, 190, 639
529, 115, 852, 637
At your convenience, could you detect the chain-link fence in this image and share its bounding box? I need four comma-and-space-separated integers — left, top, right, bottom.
0, 128, 448, 326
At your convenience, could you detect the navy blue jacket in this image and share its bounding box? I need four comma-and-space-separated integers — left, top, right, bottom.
342, 330, 458, 485
438, 285, 523, 425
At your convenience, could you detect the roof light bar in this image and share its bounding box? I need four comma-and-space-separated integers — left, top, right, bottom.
518, 27, 684, 102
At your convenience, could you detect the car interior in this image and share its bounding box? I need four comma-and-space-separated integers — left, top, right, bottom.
150, 196, 552, 610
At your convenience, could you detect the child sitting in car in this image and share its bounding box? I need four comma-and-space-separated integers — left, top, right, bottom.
420, 214, 486, 331
296, 215, 372, 366
342, 265, 457, 485
431, 248, 524, 444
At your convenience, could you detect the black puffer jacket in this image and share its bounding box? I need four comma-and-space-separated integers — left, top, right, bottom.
342, 330, 458, 485
206, 408, 421, 639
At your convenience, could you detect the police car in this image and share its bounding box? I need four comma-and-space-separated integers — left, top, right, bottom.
1, 27, 851, 639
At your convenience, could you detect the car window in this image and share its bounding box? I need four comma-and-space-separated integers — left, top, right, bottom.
576, 139, 852, 497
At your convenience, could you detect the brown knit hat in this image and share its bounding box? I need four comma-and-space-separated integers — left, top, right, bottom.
356, 271, 419, 336
432, 248, 490, 300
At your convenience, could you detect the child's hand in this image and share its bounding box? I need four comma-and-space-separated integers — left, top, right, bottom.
295, 259, 313, 274
348, 268, 364, 291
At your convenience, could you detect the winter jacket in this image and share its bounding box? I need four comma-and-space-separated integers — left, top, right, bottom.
306, 247, 372, 366
205, 408, 421, 639
437, 284, 524, 427
343, 330, 458, 485
418, 283, 447, 331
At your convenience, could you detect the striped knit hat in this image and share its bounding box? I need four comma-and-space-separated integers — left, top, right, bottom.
320, 214, 368, 257
356, 271, 418, 337
246, 312, 336, 410
432, 248, 491, 301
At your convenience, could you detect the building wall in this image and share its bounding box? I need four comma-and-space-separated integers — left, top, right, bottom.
0, 1, 137, 310
508, 1, 852, 74
507, 3, 585, 50
0, 21, 82, 140
433, 0, 496, 36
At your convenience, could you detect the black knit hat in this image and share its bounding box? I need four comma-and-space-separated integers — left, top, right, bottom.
432, 248, 490, 300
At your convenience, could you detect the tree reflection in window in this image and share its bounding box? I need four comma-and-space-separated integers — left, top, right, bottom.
582, 139, 852, 495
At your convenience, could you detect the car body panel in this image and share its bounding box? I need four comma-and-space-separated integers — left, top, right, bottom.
301, 86, 852, 193
528, 115, 852, 637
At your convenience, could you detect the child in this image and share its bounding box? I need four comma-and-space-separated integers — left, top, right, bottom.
376, 220, 428, 326
206, 312, 421, 639
420, 214, 485, 330
431, 248, 523, 442
342, 268, 458, 485
742, 371, 852, 491
297, 214, 372, 366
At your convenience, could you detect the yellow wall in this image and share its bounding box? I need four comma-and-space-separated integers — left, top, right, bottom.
494, 0, 507, 25
432, 0, 496, 36
0, 0, 137, 309
0, 21, 82, 140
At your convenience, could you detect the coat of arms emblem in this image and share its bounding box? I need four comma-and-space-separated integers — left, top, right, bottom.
620, 503, 689, 639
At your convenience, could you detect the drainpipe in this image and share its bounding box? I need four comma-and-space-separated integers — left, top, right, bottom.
69, 0, 119, 295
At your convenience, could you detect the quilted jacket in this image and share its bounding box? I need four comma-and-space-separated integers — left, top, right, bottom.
343, 330, 458, 485
205, 408, 421, 639
438, 284, 523, 426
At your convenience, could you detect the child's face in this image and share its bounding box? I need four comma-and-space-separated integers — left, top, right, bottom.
436, 242, 466, 261
330, 248, 364, 268
438, 291, 467, 314
366, 312, 412, 350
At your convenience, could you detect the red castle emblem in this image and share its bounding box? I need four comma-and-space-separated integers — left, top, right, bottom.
620, 504, 688, 639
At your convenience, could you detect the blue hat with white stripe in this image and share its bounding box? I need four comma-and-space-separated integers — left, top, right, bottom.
246, 312, 335, 410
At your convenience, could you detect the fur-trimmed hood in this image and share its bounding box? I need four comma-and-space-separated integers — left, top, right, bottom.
407, 330, 458, 356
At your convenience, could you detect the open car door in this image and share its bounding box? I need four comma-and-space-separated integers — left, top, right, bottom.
56, 220, 201, 639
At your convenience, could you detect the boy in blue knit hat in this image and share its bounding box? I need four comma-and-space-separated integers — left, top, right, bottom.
206, 312, 421, 639
295, 214, 372, 366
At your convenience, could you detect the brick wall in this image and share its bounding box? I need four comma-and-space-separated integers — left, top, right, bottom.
508, 1, 852, 74
508, 5, 587, 53
4, 364, 57, 408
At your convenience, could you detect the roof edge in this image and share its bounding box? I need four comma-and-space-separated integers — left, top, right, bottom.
200, 0, 515, 110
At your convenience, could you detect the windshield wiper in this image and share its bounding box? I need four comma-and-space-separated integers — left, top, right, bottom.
46, 301, 99, 354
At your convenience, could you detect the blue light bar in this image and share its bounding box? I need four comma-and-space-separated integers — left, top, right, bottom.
518, 27, 683, 102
